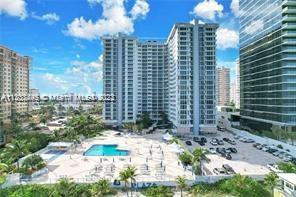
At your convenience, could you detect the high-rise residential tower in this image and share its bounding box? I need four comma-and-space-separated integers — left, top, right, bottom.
0, 45, 31, 123
235, 62, 240, 109
239, 0, 296, 131
102, 20, 218, 135
216, 66, 230, 106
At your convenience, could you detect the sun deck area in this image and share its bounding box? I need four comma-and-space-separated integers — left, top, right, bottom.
33, 130, 194, 185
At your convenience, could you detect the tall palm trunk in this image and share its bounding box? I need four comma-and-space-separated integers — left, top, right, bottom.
125, 181, 128, 197
130, 178, 133, 197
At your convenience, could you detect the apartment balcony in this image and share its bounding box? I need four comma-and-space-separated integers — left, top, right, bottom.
282, 31, 296, 38
282, 6, 296, 14
282, 0, 296, 6
282, 23, 296, 30
282, 39, 296, 46
282, 15, 296, 22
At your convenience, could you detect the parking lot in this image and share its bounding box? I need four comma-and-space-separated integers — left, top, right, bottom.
181, 131, 282, 176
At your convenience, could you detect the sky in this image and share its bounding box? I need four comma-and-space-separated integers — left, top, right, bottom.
0, 0, 239, 95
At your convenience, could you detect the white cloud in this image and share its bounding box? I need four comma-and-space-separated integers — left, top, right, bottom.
76, 54, 80, 59
230, 0, 239, 17
34, 56, 103, 95
244, 20, 264, 35
66, 0, 149, 40
43, 73, 69, 91
130, 0, 150, 20
191, 0, 223, 21
68, 55, 103, 82
217, 28, 239, 50
32, 12, 60, 25
0, 0, 27, 20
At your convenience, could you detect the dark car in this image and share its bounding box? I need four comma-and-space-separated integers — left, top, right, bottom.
227, 147, 237, 153
229, 140, 236, 145
216, 147, 225, 154
253, 143, 261, 148
267, 148, 278, 154
198, 141, 205, 146
193, 137, 200, 143
222, 153, 232, 160
223, 138, 229, 142
185, 141, 192, 146
222, 164, 235, 174
201, 137, 207, 143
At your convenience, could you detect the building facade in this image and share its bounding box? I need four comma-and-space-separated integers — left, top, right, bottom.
0, 45, 31, 123
216, 66, 230, 106
239, 0, 296, 131
230, 61, 240, 109
102, 20, 218, 135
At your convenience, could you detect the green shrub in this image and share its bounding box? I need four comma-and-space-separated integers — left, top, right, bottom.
142, 185, 174, 197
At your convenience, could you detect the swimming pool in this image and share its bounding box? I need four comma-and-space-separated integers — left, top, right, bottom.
84, 144, 129, 156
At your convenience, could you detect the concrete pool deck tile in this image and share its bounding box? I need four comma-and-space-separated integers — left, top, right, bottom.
37, 130, 194, 184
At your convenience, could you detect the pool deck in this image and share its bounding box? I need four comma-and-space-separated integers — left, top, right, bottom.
35, 130, 194, 184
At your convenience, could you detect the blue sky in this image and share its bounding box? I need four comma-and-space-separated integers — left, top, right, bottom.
0, 0, 239, 95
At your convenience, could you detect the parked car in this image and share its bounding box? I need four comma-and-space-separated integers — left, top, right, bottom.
217, 140, 224, 145
193, 137, 200, 143
221, 153, 232, 160
227, 147, 237, 153
222, 164, 235, 174
208, 148, 216, 154
253, 143, 261, 148
213, 168, 227, 175
272, 151, 281, 157
233, 135, 240, 139
222, 138, 229, 142
228, 140, 236, 145
201, 137, 207, 143
216, 148, 225, 154
185, 141, 192, 146
210, 141, 218, 146
291, 157, 296, 165
267, 148, 278, 154
198, 141, 205, 146
256, 145, 263, 150
267, 164, 282, 173
245, 139, 255, 143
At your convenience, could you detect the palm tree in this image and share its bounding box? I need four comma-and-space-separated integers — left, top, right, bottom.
4, 140, 30, 172
53, 178, 77, 196
90, 179, 112, 197
126, 165, 137, 197
123, 123, 133, 133
119, 170, 130, 197
192, 148, 209, 175
176, 176, 186, 197
264, 172, 278, 194
21, 155, 45, 175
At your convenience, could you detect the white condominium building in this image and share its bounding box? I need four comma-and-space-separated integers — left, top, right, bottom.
0, 45, 31, 123
102, 20, 218, 135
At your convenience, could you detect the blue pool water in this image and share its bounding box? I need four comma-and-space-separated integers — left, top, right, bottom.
84, 144, 129, 156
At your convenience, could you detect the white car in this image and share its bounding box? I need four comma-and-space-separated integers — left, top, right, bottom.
208, 148, 216, 154
267, 164, 282, 173
213, 168, 227, 175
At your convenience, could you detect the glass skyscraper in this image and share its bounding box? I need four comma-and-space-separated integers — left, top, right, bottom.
239, 0, 296, 132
